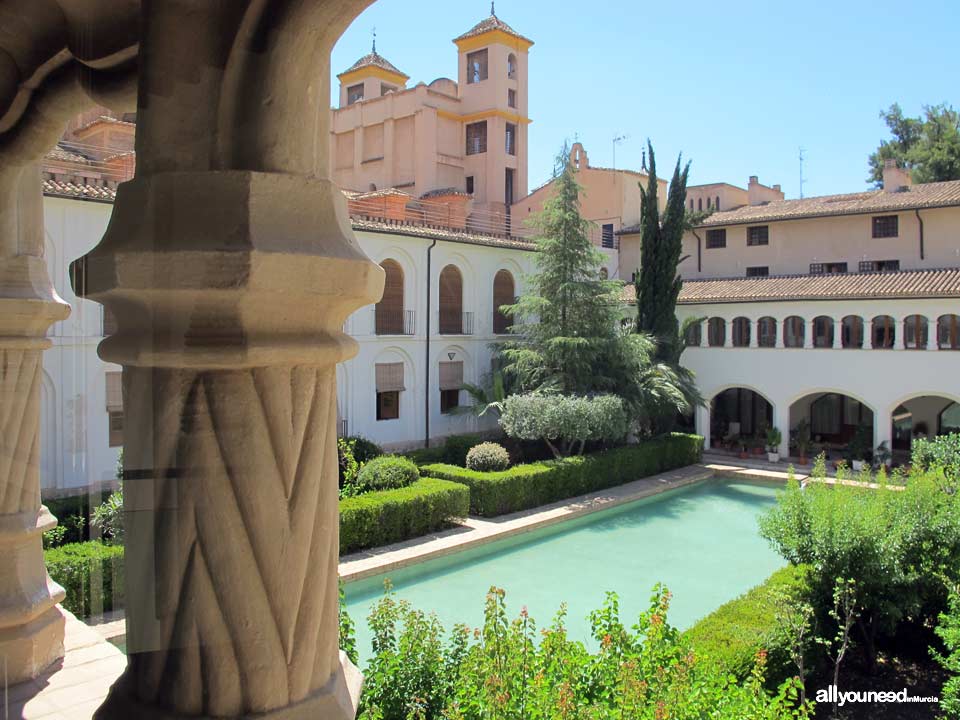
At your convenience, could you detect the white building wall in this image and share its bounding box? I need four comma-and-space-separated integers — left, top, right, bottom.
42, 196, 122, 495
677, 298, 960, 457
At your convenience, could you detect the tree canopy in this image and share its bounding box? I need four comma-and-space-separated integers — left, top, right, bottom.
868, 103, 960, 186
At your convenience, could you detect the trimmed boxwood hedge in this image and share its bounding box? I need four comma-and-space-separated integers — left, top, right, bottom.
340, 477, 470, 555
44, 541, 125, 618
421, 433, 703, 517
684, 564, 813, 686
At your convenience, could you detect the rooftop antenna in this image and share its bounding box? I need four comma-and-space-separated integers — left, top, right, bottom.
491, 1, 496, 16
371, 26, 377, 54
612, 134, 629, 171
641, 148, 648, 172
799, 146, 807, 199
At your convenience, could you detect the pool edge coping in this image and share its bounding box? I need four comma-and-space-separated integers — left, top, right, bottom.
339, 464, 721, 584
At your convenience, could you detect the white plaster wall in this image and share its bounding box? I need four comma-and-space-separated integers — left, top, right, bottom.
678, 297, 960, 456
42, 196, 122, 495
340, 230, 534, 449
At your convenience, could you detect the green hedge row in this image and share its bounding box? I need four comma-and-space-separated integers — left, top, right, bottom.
340, 477, 470, 555
44, 541, 125, 618
683, 564, 812, 685
421, 433, 703, 517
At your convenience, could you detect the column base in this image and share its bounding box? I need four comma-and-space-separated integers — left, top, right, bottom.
0, 604, 67, 685
94, 651, 362, 720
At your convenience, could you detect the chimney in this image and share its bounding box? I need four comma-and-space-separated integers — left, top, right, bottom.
747, 175, 783, 205
882, 158, 912, 192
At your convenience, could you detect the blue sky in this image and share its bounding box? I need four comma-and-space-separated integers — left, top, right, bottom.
332, 0, 957, 199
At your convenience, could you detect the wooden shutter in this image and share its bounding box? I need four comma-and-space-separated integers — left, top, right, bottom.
439, 361, 463, 391
375, 363, 405, 392
105, 372, 123, 411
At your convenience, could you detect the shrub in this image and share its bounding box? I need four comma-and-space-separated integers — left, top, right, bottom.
499, 393, 629, 458
442, 433, 483, 467
465, 442, 510, 472
339, 435, 383, 488
685, 564, 813, 685
934, 584, 960, 718
43, 494, 94, 546
403, 445, 447, 466
356, 456, 420, 493
912, 432, 960, 483
340, 478, 470, 554
423, 433, 703, 516
346, 584, 810, 720
91, 489, 124, 542
44, 541, 125, 618
759, 471, 960, 669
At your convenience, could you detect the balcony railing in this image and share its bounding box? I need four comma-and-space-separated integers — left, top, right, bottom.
374, 308, 415, 336
439, 310, 474, 335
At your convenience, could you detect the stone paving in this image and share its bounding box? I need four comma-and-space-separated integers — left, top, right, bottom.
2, 610, 124, 720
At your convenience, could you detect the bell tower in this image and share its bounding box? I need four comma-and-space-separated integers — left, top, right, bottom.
454, 5, 532, 223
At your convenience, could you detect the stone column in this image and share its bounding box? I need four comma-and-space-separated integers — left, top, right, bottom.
775, 317, 785, 349
774, 401, 791, 459
803, 318, 815, 349
696, 404, 711, 452
894, 318, 906, 350
865, 319, 875, 350
749, 318, 759, 348
723, 318, 734, 348
70, 3, 381, 718
0, 167, 71, 684
832, 318, 843, 349
699, 319, 708, 348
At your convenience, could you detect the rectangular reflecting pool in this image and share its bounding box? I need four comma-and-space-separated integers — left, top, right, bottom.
344, 479, 783, 661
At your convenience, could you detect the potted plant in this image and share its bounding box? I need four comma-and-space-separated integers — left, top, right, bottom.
847, 423, 872, 472
874, 440, 892, 469
766, 427, 782, 463
792, 419, 812, 465
751, 436, 765, 456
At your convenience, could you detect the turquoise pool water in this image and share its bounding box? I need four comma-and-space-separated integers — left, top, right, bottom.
344, 479, 783, 661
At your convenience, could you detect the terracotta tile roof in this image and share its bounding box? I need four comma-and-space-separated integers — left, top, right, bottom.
661, 268, 960, 304
42, 179, 116, 202
421, 187, 469, 199
697, 180, 960, 227
45, 145, 91, 164
339, 51, 408, 79
352, 217, 535, 251
454, 14, 532, 44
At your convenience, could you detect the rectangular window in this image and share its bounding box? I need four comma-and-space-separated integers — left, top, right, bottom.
810, 262, 848, 275
466, 121, 487, 155
601, 223, 615, 249
465, 176, 474, 194
375, 362, 405, 420
439, 361, 463, 415
859, 259, 900, 273
440, 389, 460, 414
376, 391, 400, 421
505, 123, 517, 156
466, 49, 488, 84
705, 229, 726, 249
747, 226, 769, 246
746, 266, 769, 277
105, 371, 123, 447
872, 215, 899, 238
346, 83, 364, 105
508, 89, 517, 108
380, 83, 397, 96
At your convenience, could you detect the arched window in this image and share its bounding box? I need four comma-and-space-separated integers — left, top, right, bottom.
872, 315, 895, 349
684, 321, 702, 347
732, 317, 751, 347
783, 316, 805, 348
758, 317, 777, 347
507, 53, 517, 79
492, 269, 514, 335
904, 314, 929, 349
439, 265, 464, 334
842, 316, 863, 349
813, 316, 834, 348
941, 402, 960, 435
938, 314, 960, 350
375, 259, 405, 335
715, 195, 720, 210
708, 317, 726, 347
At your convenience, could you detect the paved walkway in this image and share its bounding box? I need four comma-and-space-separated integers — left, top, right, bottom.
2, 610, 124, 720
